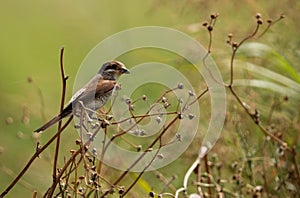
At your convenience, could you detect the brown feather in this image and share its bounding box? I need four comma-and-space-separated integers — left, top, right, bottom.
73, 75, 116, 104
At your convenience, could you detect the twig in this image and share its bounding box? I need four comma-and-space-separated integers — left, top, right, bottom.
188, 87, 208, 106
32, 191, 37, 198
122, 140, 162, 197
257, 14, 285, 38
228, 86, 290, 151
229, 22, 260, 86
44, 127, 97, 197
0, 116, 73, 198
53, 46, 68, 183
291, 147, 300, 187
101, 115, 179, 197
203, 155, 212, 197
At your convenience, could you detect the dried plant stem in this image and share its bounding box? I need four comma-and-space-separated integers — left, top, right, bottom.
189, 88, 208, 106
292, 147, 300, 186
229, 86, 290, 150
101, 116, 179, 197
96, 127, 107, 176
0, 116, 73, 198
32, 191, 37, 198
44, 130, 91, 198
53, 46, 68, 183
258, 15, 285, 38
45, 143, 83, 197
152, 170, 177, 193
122, 143, 161, 197
229, 23, 260, 86
203, 154, 212, 197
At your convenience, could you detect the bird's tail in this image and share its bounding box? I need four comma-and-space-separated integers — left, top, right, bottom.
34, 104, 72, 133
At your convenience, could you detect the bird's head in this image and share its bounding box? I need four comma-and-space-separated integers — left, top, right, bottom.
99, 60, 130, 80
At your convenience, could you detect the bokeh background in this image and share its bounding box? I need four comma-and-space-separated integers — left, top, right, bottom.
1, 1, 299, 197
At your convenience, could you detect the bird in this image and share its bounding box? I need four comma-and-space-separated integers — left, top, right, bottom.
34, 60, 130, 132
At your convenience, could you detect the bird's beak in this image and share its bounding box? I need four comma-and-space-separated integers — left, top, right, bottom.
121, 67, 130, 74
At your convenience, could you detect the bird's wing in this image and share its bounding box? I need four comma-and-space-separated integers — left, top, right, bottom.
77, 74, 116, 101
67, 74, 101, 104
70, 87, 86, 103
95, 78, 116, 95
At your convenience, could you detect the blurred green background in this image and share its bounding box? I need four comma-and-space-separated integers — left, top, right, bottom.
0, 1, 299, 197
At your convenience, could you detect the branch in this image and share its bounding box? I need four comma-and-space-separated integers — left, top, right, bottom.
53, 46, 69, 182
0, 116, 73, 198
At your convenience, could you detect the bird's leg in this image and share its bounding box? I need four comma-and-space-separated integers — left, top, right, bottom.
74, 101, 96, 133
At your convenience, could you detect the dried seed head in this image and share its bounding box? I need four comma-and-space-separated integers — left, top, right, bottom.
146, 148, 153, 152
91, 123, 99, 129
142, 95, 147, 101
157, 153, 164, 159
133, 129, 139, 136
255, 13, 262, 19
188, 90, 195, 96
163, 102, 170, 109
178, 113, 184, 119
202, 22, 208, 27
176, 133, 182, 142
228, 33, 233, 38
140, 130, 146, 136
118, 186, 125, 194
101, 119, 110, 128
207, 25, 213, 31
70, 149, 76, 154
75, 139, 82, 145
149, 191, 155, 198
232, 42, 238, 48
231, 161, 238, 169
156, 116, 162, 124
210, 13, 217, 19
257, 18, 263, 25
16, 131, 24, 139
136, 145, 142, 152
106, 115, 113, 120
92, 148, 97, 153
177, 83, 184, 89
178, 98, 183, 103
232, 174, 237, 180
5, 117, 13, 125
27, 77, 33, 83
280, 142, 288, 150
22, 116, 30, 125
188, 113, 195, 120
267, 19, 273, 23
118, 189, 124, 194
254, 186, 263, 193
125, 98, 131, 105
129, 104, 135, 111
